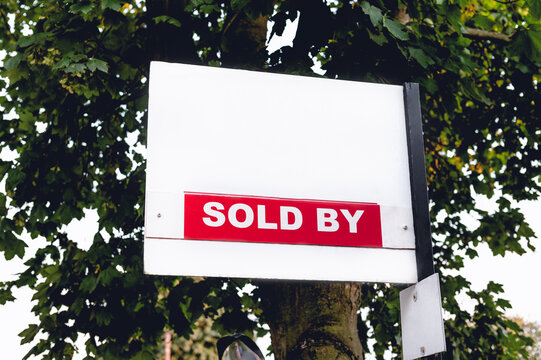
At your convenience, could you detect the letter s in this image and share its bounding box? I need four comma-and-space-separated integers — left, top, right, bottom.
202, 202, 226, 227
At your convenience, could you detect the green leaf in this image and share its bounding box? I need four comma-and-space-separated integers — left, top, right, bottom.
231, 0, 250, 12
79, 276, 98, 293
446, 4, 464, 34
383, 17, 409, 40
69, 53, 87, 62
526, 27, 541, 62
17, 36, 35, 48
18, 324, 39, 344
6, 168, 26, 192
134, 301, 144, 312
1, 233, 27, 260
16, 32, 53, 48
0, 161, 11, 180
52, 56, 71, 70
185, 0, 204, 12
18, 111, 34, 132
53, 52, 88, 71
517, 222, 535, 238
4, 53, 23, 70
486, 281, 504, 294
471, 14, 495, 30
95, 310, 113, 326
367, 28, 387, 46
495, 298, 511, 309
99, 267, 119, 285
153, 15, 181, 28
408, 47, 434, 68
87, 59, 109, 73
200, 4, 220, 14
43, 265, 59, 275
85, 338, 98, 354
0, 195, 7, 218
527, 0, 541, 19
361, 2, 383, 27
70, 298, 85, 315
101, 0, 123, 11
462, 79, 492, 105
65, 63, 87, 73
420, 78, 438, 94
0, 285, 15, 305
70, 2, 96, 14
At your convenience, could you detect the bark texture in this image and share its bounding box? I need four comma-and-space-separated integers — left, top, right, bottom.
259, 282, 364, 360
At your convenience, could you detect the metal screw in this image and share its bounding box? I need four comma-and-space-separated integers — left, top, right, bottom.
402, 225, 408, 230
413, 292, 417, 302
420, 346, 425, 355
157, 213, 162, 218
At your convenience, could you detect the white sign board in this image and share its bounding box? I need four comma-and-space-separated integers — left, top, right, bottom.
144, 61, 419, 283
400, 273, 447, 359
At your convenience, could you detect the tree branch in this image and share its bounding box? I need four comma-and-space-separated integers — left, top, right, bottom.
463, 27, 512, 42
395, 6, 512, 43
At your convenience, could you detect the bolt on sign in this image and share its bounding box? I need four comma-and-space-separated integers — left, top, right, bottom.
144, 62, 434, 284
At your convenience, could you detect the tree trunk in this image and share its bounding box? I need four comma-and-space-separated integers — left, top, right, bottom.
258, 282, 364, 360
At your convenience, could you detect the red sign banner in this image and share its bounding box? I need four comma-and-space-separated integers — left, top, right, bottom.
184, 192, 383, 248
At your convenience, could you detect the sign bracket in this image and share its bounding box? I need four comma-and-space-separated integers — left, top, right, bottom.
404, 83, 435, 282
401, 83, 445, 359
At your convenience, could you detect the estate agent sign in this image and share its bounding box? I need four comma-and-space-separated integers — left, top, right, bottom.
144, 62, 433, 284
144, 62, 445, 359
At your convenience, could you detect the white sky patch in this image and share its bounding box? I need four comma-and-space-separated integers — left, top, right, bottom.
266, 12, 299, 54
62, 209, 100, 251
461, 200, 541, 323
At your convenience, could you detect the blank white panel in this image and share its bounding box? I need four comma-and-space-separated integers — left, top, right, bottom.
145, 238, 418, 283
400, 274, 446, 359
147, 62, 412, 207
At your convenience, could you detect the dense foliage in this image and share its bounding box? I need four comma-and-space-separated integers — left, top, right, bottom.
0, 0, 540, 358
512, 317, 541, 359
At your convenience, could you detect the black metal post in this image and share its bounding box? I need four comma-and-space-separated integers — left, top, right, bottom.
403, 83, 435, 282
